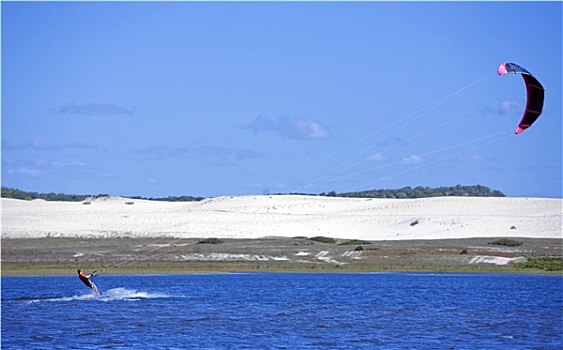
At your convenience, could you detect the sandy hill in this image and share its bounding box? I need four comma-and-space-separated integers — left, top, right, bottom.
2, 196, 561, 240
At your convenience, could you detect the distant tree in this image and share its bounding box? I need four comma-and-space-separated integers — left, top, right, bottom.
2, 185, 505, 202
1, 187, 91, 201
309, 236, 336, 244
1, 187, 205, 202
338, 185, 504, 199
197, 238, 224, 244
488, 238, 523, 247
395, 191, 408, 199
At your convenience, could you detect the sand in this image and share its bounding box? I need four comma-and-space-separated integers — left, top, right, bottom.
2, 195, 561, 241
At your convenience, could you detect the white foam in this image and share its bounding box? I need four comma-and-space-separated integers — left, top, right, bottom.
98, 288, 171, 301
21, 288, 172, 304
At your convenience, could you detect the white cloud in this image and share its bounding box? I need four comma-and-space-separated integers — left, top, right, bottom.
51, 102, 135, 116
3, 139, 100, 152
401, 155, 423, 164
18, 167, 42, 177
2, 156, 96, 181
2, 139, 60, 151
52, 160, 87, 168
243, 115, 336, 140
135, 145, 192, 160
145, 177, 160, 185
367, 153, 385, 161
498, 100, 522, 115
194, 145, 264, 166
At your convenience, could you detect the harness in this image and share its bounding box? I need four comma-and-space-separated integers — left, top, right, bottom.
79, 273, 93, 287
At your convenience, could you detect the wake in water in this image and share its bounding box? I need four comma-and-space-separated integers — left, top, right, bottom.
14, 287, 171, 305
97, 287, 171, 301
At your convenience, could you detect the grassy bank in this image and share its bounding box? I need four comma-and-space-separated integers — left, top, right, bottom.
2, 237, 561, 276
4, 260, 547, 276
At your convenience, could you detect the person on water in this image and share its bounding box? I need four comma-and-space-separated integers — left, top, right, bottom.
77, 269, 100, 295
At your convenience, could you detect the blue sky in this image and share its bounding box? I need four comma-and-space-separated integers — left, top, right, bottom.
2, 1, 562, 198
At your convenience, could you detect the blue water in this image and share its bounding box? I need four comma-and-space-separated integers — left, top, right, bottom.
2, 273, 562, 349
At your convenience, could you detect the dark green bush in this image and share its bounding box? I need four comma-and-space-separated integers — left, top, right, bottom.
197, 238, 224, 245
517, 257, 563, 271
309, 236, 336, 244
338, 239, 371, 245
488, 238, 523, 247
338, 185, 505, 199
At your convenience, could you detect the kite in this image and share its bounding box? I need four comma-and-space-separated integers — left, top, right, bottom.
497, 62, 544, 134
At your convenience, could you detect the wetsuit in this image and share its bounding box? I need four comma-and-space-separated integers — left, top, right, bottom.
78, 272, 94, 288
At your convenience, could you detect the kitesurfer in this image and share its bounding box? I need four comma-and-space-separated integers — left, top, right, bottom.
77, 269, 101, 295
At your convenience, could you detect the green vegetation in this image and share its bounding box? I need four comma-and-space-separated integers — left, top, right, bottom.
2, 184, 504, 202
338, 239, 372, 245
1, 187, 95, 201
517, 257, 563, 271
2, 237, 560, 276
197, 238, 224, 245
488, 238, 523, 247
131, 195, 204, 202
1, 187, 204, 202
326, 185, 505, 199
365, 247, 381, 251
309, 236, 336, 244
5, 259, 557, 276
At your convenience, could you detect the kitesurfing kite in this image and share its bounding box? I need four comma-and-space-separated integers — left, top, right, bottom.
497, 62, 544, 134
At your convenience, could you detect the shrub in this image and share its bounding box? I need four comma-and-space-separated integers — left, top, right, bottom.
410, 219, 419, 226
338, 239, 371, 245
354, 245, 364, 251
309, 236, 336, 244
488, 238, 523, 247
197, 238, 224, 245
517, 257, 563, 271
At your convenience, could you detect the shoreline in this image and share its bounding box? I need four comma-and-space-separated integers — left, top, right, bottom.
2, 237, 561, 276
4, 262, 560, 277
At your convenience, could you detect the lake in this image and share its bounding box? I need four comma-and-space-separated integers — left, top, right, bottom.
2, 273, 562, 349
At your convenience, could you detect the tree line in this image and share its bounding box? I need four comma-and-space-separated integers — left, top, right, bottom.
319, 185, 505, 198
0, 187, 204, 202
1, 184, 504, 202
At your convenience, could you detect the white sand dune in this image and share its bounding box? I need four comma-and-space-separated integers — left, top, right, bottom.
469, 256, 528, 265
2, 196, 561, 240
